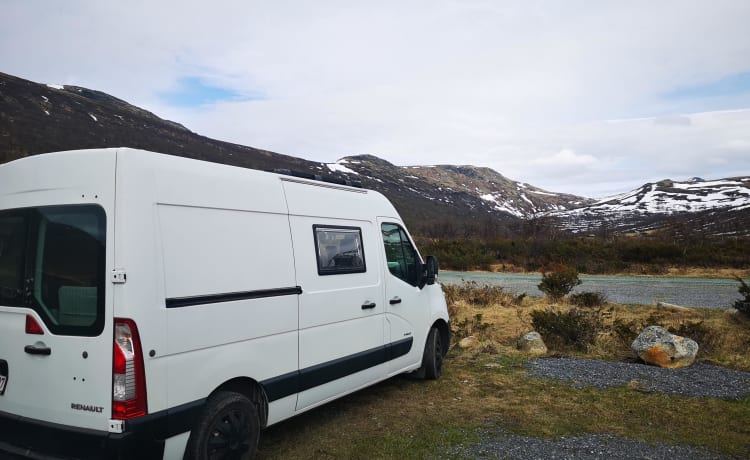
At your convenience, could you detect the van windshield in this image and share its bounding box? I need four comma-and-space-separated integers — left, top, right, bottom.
0, 205, 106, 336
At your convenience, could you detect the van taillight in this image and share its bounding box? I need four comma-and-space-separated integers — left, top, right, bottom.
25, 315, 44, 334
112, 318, 147, 419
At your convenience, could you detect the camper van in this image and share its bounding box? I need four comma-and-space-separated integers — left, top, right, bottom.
0, 148, 450, 459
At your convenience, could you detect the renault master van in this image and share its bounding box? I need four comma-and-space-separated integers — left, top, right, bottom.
0, 148, 450, 459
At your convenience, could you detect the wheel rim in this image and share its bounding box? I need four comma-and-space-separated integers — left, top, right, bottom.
207, 407, 251, 460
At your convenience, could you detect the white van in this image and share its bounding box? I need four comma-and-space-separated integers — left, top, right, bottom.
0, 148, 450, 459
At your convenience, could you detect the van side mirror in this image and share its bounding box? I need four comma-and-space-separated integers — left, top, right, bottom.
423, 255, 439, 286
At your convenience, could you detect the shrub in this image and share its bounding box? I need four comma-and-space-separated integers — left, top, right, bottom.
530, 307, 603, 351
538, 265, 581, 301
611, 318, 641, 348
733, 276, 750, 318
570, 291, 607, 308
669, 321, 717, 354
442, 280, 517, 308
452, 313, 491, 340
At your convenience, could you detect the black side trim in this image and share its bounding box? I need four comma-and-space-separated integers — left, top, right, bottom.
166, 286, 302, 309
261, 370, 300, 402
261, 337, 413, 402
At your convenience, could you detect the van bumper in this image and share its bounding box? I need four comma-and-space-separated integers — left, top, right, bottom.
0, 410, 164, 460
0, 399, 205, 459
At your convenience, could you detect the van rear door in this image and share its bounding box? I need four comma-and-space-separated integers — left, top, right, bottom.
0, 151, 116, 437
0, 204, 111, 430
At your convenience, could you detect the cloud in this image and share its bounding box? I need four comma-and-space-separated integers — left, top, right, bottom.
653, 116, 692, 126
535, 149, 598, 167
2, 0, 750, 197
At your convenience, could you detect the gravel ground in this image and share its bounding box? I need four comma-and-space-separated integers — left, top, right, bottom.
444, 358, 750, 459
527, 357, 750, 399
447, 429, 741, 459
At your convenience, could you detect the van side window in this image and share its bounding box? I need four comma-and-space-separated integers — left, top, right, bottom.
313, 225, 366, 275
381, 223, 420, 286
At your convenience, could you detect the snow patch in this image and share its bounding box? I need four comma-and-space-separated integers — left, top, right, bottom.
46, 84, 64, 90
89, 113, 98, 122
326, 161, 359, 175
528, 190, 558, 197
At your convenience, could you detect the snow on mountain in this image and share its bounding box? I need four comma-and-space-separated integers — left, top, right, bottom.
569, 178, 750, 215
551, 177, 750, 235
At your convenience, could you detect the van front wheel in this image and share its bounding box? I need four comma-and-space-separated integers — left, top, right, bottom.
184, 391, 260, 460
422, 327, 443, 380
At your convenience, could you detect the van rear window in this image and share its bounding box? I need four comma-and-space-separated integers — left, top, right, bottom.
0, 205, 106, 336
313, 225, 366, 275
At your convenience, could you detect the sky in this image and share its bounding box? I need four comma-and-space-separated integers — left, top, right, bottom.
2, 1, 750, 198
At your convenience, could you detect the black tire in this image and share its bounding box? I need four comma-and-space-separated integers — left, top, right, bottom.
184, 391, 260, 460
422, 327, 443, 380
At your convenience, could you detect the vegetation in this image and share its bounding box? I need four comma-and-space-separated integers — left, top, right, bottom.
537, 264, 581, 300
569, 291, 608, 308
418, 237, 750, 274
256, 282, 750, 458
734, 276, 750, 318
530, 307, 603, 351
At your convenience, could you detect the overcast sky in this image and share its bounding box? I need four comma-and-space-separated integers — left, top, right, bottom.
2, 1, 750, 197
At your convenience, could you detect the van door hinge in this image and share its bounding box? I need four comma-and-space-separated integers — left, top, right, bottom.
111, 269, 127, 284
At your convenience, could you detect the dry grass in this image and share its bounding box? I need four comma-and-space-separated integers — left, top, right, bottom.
257, 288, 750, 459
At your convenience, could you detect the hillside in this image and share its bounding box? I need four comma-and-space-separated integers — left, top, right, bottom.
0, 72, 587, 231
553, 178, 750, 238
2, 71, 749, 239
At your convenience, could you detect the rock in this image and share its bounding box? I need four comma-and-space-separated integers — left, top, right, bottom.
458, 335, 480, 349
517, 331, 547, 355
656, 302, 691, 312
631, 325, 698, 368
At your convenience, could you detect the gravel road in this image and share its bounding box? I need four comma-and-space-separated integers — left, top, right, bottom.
445, 358, 750, 459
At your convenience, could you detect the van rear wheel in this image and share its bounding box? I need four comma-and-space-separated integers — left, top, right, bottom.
185, 391, 260, 460
422, 327, 443, 380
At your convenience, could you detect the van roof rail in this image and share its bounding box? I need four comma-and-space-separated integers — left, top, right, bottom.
271, 169, 363, 188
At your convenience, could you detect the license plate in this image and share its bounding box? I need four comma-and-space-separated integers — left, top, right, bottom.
0, 359, 7, 395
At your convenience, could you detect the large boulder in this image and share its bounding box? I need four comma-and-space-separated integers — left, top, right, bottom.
517, 331, 547, 355
631, 325, 698, 368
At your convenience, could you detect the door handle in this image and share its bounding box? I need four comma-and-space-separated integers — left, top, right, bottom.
24, 344, 51, 356
361, 301, 376, 310
389, 296, 402, 305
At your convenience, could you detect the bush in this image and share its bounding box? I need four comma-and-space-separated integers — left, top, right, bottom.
530, 307, 603, 351
538, 265, 581, 301
733, 276, 750, 317
451, 313, 491, 340
570, 291, 607, 308
669, 321, 717, 354
442, 280, 518, 309
611, 318, 640, 348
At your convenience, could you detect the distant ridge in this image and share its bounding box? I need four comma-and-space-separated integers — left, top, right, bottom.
2, 71, 749, 238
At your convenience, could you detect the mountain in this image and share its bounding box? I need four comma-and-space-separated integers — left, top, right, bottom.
0, 71, 587, 232
552, 178, 750, 238
0, 72, 316, 172
326, 156, 593, 218
2, 71, 748, 239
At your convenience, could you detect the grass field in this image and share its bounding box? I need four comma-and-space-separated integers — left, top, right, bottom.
256, 284, 750, 459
